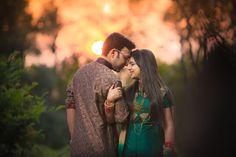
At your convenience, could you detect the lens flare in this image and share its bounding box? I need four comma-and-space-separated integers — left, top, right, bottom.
91, 40, 104, 55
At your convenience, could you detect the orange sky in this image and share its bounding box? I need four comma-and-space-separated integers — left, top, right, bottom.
25, 0, 181, 67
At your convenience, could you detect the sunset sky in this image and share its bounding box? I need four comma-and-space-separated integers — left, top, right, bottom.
25, 0, 181, 67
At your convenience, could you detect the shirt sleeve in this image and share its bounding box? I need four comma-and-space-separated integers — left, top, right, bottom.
65, 83, 76, 109
163, 93, 173, 108
114, 97, 129, 123
100, 76, 129, 124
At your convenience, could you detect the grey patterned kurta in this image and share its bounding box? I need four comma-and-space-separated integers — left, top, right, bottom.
66, 60, 129, 157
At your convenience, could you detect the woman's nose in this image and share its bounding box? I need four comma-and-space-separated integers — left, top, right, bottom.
126, 64, 131, 70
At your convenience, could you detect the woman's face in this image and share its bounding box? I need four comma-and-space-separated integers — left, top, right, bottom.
127, 57, 140, 79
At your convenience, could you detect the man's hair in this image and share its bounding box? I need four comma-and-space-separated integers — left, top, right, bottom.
102, 32, 135, 56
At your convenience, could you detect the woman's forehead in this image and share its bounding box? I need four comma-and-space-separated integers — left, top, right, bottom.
129, 57, 135, 62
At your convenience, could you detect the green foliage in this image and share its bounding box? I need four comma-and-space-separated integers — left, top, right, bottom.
29, 144, 69, 157
158, 60, 186, 106
60, 55, 80, 83
0, 53, 46, 157
23, 57, 80, 149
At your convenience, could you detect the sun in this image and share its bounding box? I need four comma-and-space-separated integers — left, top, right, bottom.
103, 3, 111, 14
91, 40, 104, 55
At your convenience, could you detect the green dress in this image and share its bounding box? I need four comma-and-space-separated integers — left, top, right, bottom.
120, 91, 172, 157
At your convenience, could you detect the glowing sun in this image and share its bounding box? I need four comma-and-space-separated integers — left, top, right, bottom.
91, 40, 104, 55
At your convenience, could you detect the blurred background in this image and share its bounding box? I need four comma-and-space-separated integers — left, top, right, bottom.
0, 0, 235, 157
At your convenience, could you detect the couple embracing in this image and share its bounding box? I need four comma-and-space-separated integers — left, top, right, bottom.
65, 32, 174, 157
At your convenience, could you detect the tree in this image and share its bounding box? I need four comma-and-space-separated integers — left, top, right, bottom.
165, 0, 236, 81
22, 54, 80, 149
0, 53, 46, 156
0, 0, 59, 59
164, 1, 236, 157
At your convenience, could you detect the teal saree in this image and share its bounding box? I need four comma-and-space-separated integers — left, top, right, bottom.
118, 91, 172, 157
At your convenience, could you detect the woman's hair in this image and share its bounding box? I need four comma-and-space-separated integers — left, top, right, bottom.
126, 49, 171, 121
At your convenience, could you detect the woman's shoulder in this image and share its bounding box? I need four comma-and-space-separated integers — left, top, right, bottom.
160, 87, 168, 97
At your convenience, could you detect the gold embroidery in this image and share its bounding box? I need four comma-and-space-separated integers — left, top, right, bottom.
131, 92, 152, 135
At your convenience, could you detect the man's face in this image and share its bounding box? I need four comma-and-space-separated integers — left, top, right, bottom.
112, 47, 131, 72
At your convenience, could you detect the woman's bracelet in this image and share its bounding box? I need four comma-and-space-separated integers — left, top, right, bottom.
104, 100, 114, 112
164, 141, 173, 149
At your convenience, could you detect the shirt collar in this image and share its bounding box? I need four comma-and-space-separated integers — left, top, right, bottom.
96, 57, 113, 70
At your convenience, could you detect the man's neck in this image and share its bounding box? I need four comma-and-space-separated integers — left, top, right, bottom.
96, 57, 113, 70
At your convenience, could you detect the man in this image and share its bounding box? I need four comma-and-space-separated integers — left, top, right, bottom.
65, 32, 135, 157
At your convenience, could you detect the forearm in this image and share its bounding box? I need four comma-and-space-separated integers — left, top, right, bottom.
105, 84, 128, 123
67, 108, 75, 138
104, 100, 129, 124
163, 108, 175, 148
114, 102, 129, 123
104, 100, 115, 124
164, 123, 174, 143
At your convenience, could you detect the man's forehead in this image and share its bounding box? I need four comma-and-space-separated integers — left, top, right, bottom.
121, 47, 131, 54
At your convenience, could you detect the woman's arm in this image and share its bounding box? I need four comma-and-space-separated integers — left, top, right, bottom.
163, 107, 175, 149
104, 85, 123, 123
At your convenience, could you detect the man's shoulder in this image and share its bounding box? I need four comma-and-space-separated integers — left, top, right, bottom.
90, 62, 117, 77
73, 61, 116, 78
74, 61, 96, 74
80, 61, 96, 70
79, 61, 109, 71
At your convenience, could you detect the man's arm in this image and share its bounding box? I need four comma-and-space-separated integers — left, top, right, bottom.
67, 108, 75, 137
114, 98, 129, 123
65, 84, 76, 138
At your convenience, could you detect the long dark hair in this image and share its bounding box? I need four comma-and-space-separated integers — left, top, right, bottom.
126, 49, 169, 121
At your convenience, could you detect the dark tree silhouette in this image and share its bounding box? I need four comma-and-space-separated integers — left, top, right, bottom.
165, 0, 236, 81
165, 1, 236, 157
0, 0, 59, 59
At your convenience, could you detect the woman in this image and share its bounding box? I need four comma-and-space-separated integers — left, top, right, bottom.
107, 49, 175, 157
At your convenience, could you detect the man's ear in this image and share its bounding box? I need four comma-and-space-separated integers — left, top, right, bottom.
110, 48, 117, 57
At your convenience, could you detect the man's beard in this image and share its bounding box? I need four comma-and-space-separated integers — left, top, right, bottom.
113, 65, 124, 72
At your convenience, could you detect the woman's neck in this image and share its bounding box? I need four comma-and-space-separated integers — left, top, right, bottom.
138, 80, 142, 90
138, 81, 145, 95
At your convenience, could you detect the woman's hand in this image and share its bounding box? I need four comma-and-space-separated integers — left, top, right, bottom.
107, 84, 122, 103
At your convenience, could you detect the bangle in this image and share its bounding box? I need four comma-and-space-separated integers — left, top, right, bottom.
164, 141, 173, 149
104, 100, 114, 112
105, 100, 114, 108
